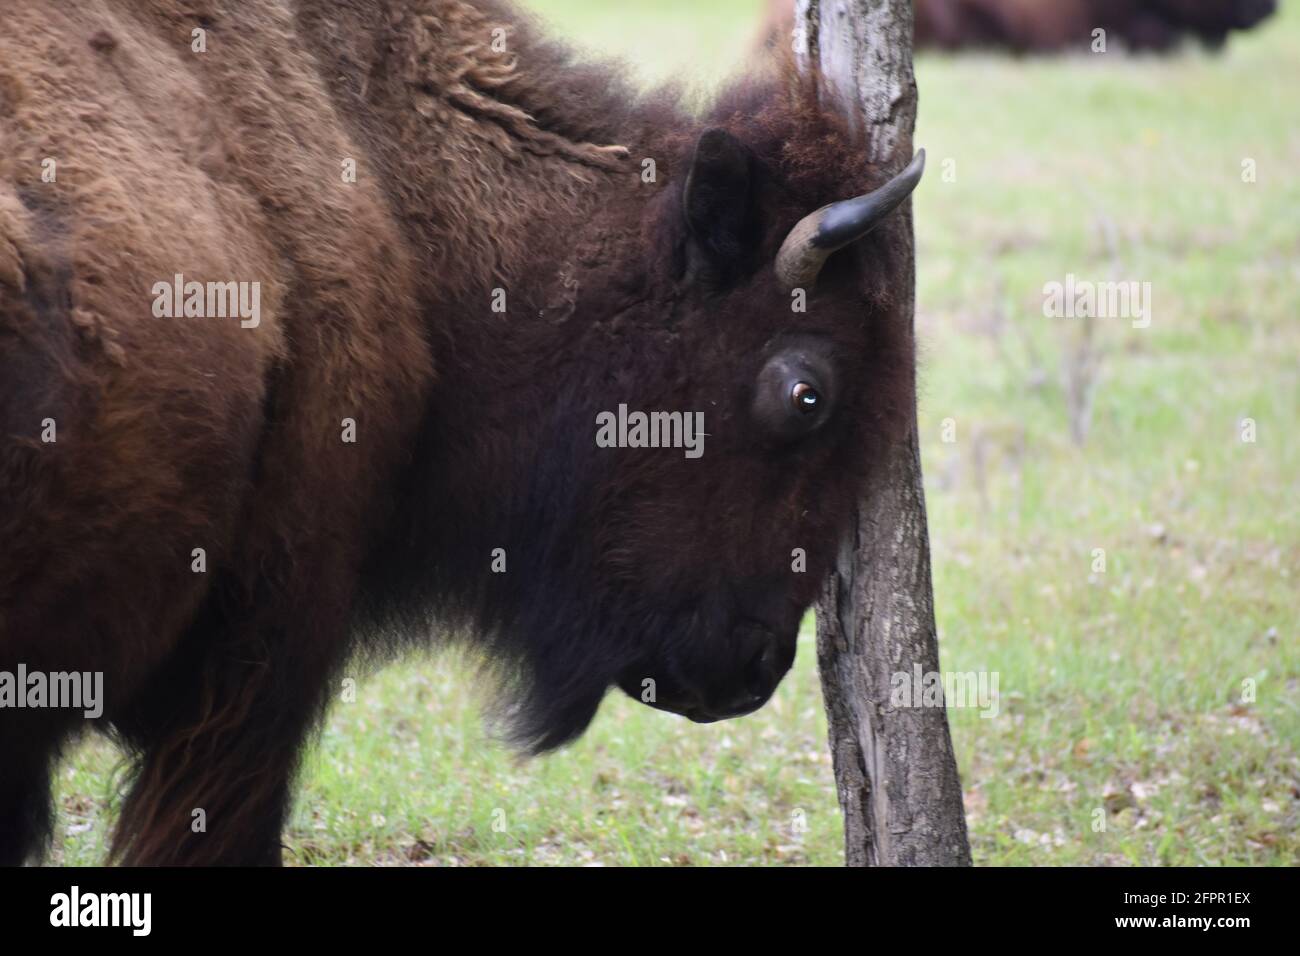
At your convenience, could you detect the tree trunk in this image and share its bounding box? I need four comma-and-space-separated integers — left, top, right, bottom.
796, 0, 972, 866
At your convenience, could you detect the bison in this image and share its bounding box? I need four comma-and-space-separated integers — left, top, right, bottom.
914, 0, 1278, 52
0, 0, 923, 865
758, 0, 1277, 53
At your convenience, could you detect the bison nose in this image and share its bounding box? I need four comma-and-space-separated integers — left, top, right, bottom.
743, 636, 782, 699
708, 626, 795, 719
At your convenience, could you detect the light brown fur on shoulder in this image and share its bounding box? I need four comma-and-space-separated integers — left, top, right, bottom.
0, 0, 435, 864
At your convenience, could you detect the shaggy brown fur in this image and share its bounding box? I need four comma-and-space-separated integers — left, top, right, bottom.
1, 0, 917, 865
758, 0, 1276, 53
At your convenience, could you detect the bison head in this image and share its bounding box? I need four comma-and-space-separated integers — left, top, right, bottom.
604, 133, 926, 726
396, 83, 923, 752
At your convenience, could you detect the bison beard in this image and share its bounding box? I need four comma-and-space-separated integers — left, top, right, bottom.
0, 0, 920, 864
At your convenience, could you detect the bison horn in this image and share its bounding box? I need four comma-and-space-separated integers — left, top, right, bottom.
775, 149, 926, 290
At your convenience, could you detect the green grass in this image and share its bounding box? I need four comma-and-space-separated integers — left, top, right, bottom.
48, 2, 1298, 866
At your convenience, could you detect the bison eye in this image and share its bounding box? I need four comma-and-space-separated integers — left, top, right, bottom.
752, 343, 838, 444
791, 382, 820, 415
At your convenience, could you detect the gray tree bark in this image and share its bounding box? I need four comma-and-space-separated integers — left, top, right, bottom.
795, 0, 972, 866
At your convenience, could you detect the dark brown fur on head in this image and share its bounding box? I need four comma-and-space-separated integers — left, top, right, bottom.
360, 40, 918, 751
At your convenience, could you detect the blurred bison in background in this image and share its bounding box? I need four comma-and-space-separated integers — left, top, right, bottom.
915, 0, 1277, 52
758, 0, 1276, 53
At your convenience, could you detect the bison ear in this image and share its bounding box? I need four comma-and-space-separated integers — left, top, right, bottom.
682, 127, 756, 282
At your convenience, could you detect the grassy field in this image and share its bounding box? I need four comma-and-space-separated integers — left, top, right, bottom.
49, 1, 1298, 866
